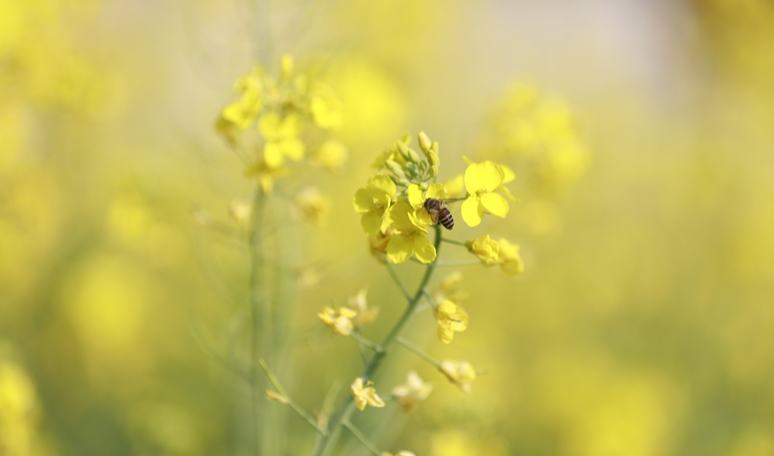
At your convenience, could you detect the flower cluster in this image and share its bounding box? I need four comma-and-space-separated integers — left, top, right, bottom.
216, 55, 347, 193
354, 132, 525, 275
318, 289, 379, 336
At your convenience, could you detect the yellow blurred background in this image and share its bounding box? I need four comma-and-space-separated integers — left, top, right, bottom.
2, 0, 774, 454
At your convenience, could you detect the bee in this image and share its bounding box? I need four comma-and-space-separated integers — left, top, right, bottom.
423, 198, 454, 230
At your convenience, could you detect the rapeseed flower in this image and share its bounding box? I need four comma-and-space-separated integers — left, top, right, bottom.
318, 306, 357, 336
439, 360, 476, 393
351, 377, 385, 411
466, 234, 524, 275
435, 299, 469, 344
392, 371, 433, 411
461, 160, 515, 227
354, 176, 397, 235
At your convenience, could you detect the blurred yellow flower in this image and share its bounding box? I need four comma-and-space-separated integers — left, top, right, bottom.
354, 175, 397, 235
295, 186, 330, 224
435, 299, 469, 344
381, 452, 416, 456
347, 289, 379, 326
351, 377, 385, 411
466, 234, 524, 275
313, 139, 348, 171
439, 360, 476, 393
0, 357, 40, 455
310, 83, 343, 130
259, 113, 305, 168
392, 371, 433, 412
461, 160, 515, 227
318, 306, 357, 336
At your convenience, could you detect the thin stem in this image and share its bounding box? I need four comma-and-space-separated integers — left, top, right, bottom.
248, 187, 266, 454
396, 337, 442, 368
441, 238, 468, 247
342, 421, 380, 456
312, 226, 443, 456
350, 331, 382, 353
258, 359, 325, 435
385, 262, 411, 300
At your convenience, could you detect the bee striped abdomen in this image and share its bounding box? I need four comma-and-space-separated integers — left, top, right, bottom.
437, 207, 454, 230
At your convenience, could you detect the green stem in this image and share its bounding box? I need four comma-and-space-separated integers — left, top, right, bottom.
385, 262, 411, 300
342, 421, 380, 455
396, 337, 442, 368
258, 358, 325, 435
248, 187, 266, 454
312, 226, 443, 456
441, 238, 468, 247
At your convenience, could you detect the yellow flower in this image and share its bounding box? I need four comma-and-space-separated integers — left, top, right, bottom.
244, 158, 286, 194
351, 377, 385, 411
435, 299, 468, 344
318, 306, 357, 336
347, 289, 379, 326
216, 67, 264, 144
258, 112, 305, 168
466, 234, 524, 275
439, 360, 476, 393
391, 371, 433, 412
353, 176, 397, 235
309, 83, 342, 130
460, 160, 515, 227
295, 186, 329, 224
384, 200, 436, 264
313, 140, 348, 171
443, 174, 466, 199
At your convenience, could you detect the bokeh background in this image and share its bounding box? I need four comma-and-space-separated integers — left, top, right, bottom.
3, 0, 774, 454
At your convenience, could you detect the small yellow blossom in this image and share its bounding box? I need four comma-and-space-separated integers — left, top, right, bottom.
435, 299, 469, 344
228, 199, 251, 225
259, 112, 305, 168
351, 377, 385, 411
295, 186, 329, 224
265, 389, 289, 404
354, 176, 397, 235
313, 140, 348, 171
392, 371, 433, 412
439, 360, 476, 393
385, 200, 436, 264
443, 174, 466, 199
466, 234, 524, 275
347, 289, 379, 326
461, 160, 515, 227
318, 306, 357, 336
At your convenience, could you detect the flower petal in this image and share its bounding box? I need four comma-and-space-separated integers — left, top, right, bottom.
413, 234, 437, 263
369, 175, 397, 198
386, 235, 412, 263
464, 161, 503, 193
407, 184, 424, 208
460, 196, 483, 227
361, 212, 383, 235
479, 192, 509, 218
